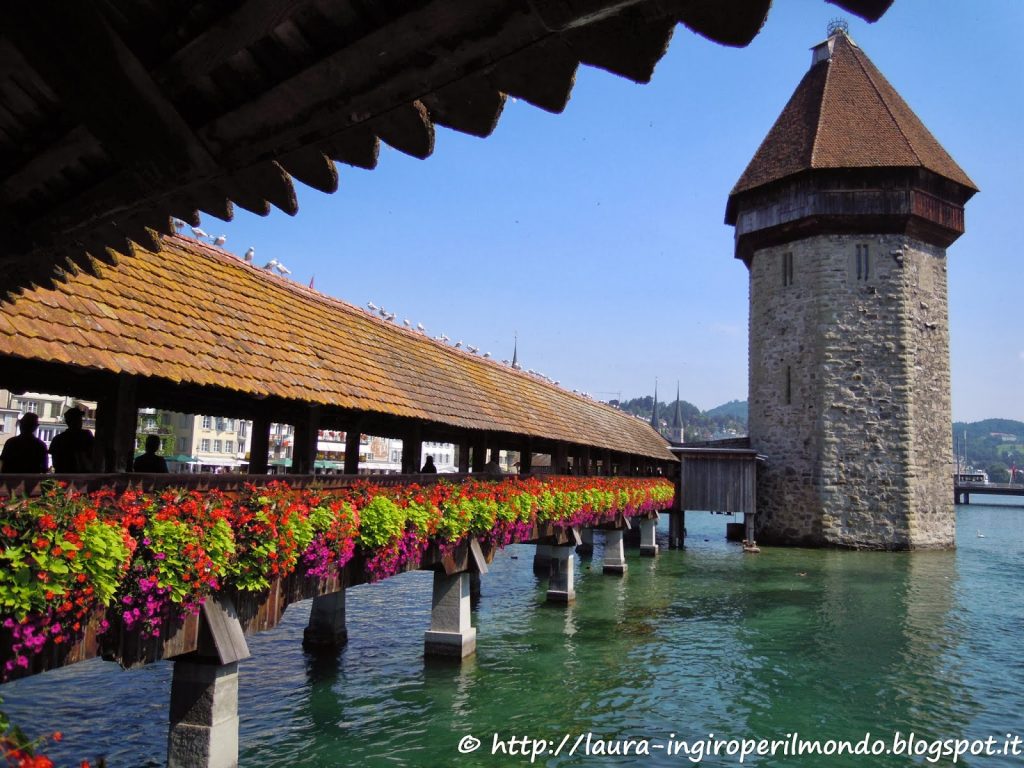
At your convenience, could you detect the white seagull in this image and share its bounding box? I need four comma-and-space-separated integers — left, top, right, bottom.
403, 319, 411, 327
244, 247, 255, 263
213, 235, 227, 246
192, 227, 209, 239
453, 340, 463, 348
416, 323, 425, 332
367, 301, 378, 311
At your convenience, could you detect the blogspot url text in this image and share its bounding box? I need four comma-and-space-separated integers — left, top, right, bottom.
455, 731, 1024, 764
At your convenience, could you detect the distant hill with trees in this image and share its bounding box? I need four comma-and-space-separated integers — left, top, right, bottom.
609, 396, 747, 442
953, 419, 1024, 483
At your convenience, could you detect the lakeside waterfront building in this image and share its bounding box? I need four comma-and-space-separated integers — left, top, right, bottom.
727, 25, 976, 548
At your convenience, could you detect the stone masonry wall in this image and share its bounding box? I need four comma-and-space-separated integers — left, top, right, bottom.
748, 234, 954, 549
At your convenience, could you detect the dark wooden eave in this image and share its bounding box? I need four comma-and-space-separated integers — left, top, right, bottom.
0, 0, 892, 295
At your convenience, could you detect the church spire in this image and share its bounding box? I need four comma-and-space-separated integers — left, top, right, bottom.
670, 381, 685, 444
650, 379, 659, 431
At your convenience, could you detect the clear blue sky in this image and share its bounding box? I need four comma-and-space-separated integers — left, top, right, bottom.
203, 1, 1023, 423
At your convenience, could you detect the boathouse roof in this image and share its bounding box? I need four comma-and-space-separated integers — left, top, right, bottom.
727, 28, 976, 217
0, 235, 675, 460
1, 1, 891, 294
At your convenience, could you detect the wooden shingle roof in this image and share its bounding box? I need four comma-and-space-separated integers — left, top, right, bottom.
0, 1, 893, 294
728, 30, 976, 205
0, 235, 675, 461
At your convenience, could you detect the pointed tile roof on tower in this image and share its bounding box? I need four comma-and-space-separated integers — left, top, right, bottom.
727, 28, 976, 218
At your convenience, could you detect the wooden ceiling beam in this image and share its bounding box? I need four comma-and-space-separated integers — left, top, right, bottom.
371, 102, 435, 160
278, 148, 339, 194
421, 76, 507, 139
320, 127, 380, 170
485, 38, 579, 114
563, 9, 675, 83
6, 2, 218, 181
153, 0, 322, 91
200, 2, 532, 161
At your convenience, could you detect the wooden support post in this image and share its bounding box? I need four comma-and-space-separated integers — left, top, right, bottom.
291, 406, 320, 474
471, 436, 486, 473
552, 443, 568, 474
602, 449, 612, 476
469, 571, 482, 607
344, 429, 361, 475
576, 528, 594, 556
745, 512, 756, 544
248, 413, 271, 475
95, 374, 138, 472
303, 591, 347, 651
519, 439, 532, 475
547, 545, 575, 603
457, 440, 470, 473
402, 423, 423, 474
533, 543, 552, 575
668, 511, 686, 549
424, 571, 476, 659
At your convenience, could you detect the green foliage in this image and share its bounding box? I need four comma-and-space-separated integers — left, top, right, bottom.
953, 419, 1024, 474
356, 496, 405, 548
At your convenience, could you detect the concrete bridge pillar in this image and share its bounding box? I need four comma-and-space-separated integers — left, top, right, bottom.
533, 543, 552, 575
639, 516, 658, 557
576, 527, 594, 556
302, 591, 347, 651
424, 570, 476, 659
546, 545, 576, 603
168, 655, 240, 768
603, 529, 627, 575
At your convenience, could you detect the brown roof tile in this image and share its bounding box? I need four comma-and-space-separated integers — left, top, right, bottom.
730, 32, 977, 199
0, 235, 674, 461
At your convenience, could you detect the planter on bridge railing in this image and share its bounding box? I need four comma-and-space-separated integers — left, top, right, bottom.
0, 475, 674, 681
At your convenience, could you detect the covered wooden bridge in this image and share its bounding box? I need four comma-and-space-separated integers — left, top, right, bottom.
0, 233, 676, 477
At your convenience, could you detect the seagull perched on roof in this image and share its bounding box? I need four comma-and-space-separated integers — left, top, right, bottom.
367, 301, 378, 311
417, 323, 425, 332
244, 246, 255, 263
440, 334, 449, 342
468, 345, 479, 354
403, 319, 411, 327
192, 226, 209, 239
172, 218, 186, 232
263, 258, 291, 275
213, 235, 227, 246
482, 352, 491, 358
379, 307, 387, 317
453, 340, 463, 348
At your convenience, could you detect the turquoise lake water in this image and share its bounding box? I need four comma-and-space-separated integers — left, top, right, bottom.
3, 502, 1024, 767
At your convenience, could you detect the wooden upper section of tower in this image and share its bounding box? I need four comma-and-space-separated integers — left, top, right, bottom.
726, 28, 976, 261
